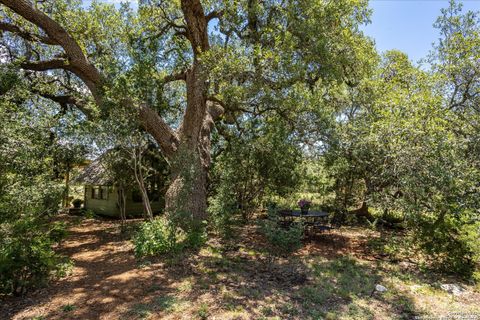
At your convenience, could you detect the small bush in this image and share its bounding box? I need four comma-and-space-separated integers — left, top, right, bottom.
0, 217, 68, 295
259, 209, 304, 253
133, 217, 181, 257
197, 303, 209, 320
61, 304, 77, 312
207, 189, 239, 238
184, 224, 207, 250
49, 221, 69, 243
83, 209, 95, 219
56, 259, 75, 278
413, 215, 480, 278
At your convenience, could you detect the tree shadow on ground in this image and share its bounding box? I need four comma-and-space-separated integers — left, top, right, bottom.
1, 218, 179, 320
2, 218, 423, 320
158, 224, 422, 319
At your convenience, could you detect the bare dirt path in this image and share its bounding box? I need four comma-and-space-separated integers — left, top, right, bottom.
1, 217, 175, 319
2, 216, 479, 320
0, 217, 371, 320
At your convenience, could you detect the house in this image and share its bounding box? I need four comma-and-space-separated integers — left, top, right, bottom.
73, 151, 167, 218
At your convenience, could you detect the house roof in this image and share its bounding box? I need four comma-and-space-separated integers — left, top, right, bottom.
72, 145, 168, 186
71, 157, 114, 185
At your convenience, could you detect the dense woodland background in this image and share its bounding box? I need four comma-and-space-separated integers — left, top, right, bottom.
0, 0, 479, 305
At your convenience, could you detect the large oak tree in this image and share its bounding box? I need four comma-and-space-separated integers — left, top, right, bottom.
0, 0, 374, 226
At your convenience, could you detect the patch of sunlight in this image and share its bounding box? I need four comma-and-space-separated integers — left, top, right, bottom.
153, 295, 179, 312
177, 277, 194, 293
200, 245, 223, 258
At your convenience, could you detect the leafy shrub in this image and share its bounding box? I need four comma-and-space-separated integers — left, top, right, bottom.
208, 191, 238, 238
184, 223, 207, 250
49, 221, 69, 243
197, 303, 209, 320
55, 258, 75, 278
133, 217, 181, 257
0, 217, 69, 295
413, 215, 480, 278
259, 209, 304, 253
61, 304, 77, 312
83, 209, 96, 219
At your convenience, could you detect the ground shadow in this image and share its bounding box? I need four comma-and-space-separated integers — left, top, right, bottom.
1, 217, 426, 319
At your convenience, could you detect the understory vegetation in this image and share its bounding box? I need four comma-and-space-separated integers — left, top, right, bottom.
259, 213, 304, 254
0, 218, 71, 295
0, 0, 479, 314
133, 216, 207, 258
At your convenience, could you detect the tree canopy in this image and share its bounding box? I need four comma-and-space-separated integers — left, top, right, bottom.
0, 0, 376, 224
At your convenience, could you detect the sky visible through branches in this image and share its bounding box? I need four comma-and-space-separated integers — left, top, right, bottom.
83, 0, 480, 64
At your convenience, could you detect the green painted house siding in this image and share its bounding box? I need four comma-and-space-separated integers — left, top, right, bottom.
84, 185, 163, 217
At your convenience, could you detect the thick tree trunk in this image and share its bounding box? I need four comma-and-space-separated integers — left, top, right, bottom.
164, 0, 215, 229
163, 93, 224, 230
165, 144, 208, 230
1, 0, 218, 228
163, 98, 223, 230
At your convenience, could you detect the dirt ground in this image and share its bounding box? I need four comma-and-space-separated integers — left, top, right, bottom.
1, 216, 479, 320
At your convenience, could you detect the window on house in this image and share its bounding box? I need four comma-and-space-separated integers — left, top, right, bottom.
92, 186, 100, 199
132, 175, 161, 203
101, 186, 109, 200
92, 186, 108, 200
148, 175, 160, 201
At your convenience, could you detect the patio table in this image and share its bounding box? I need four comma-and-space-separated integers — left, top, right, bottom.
278, 210, 332, 233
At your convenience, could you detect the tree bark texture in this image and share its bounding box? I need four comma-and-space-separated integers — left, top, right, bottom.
165, 144, 208, 229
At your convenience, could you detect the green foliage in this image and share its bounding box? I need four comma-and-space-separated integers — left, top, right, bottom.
0, 65, 19, 95
0, 0, 478, 286
197, 303, 209, 320
133, 215, 207, 258
133, 217, 181, 257
0, 99, 65, 219
49, 221, 69, 243
412, 215, 480, 277
61, 304, 77, 313
0, 79, 80, 295
183, 224, 207, 250
83, 209, 96, 219
259, 209, 304, 254
0, 217, 69, 295
320, 3, 480, 278
210, 117, 302, 225
208, 192, 238, 238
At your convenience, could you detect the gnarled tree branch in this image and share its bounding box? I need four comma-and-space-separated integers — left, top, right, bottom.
138, 103, 179, 158
162, 70, 187, 84
0, 21, 57, 45
34, 90, 91, 115
206, 10, 223, 22
0, 0, 193, 162
20, 58, 69, 72
0, 0, 102, 96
